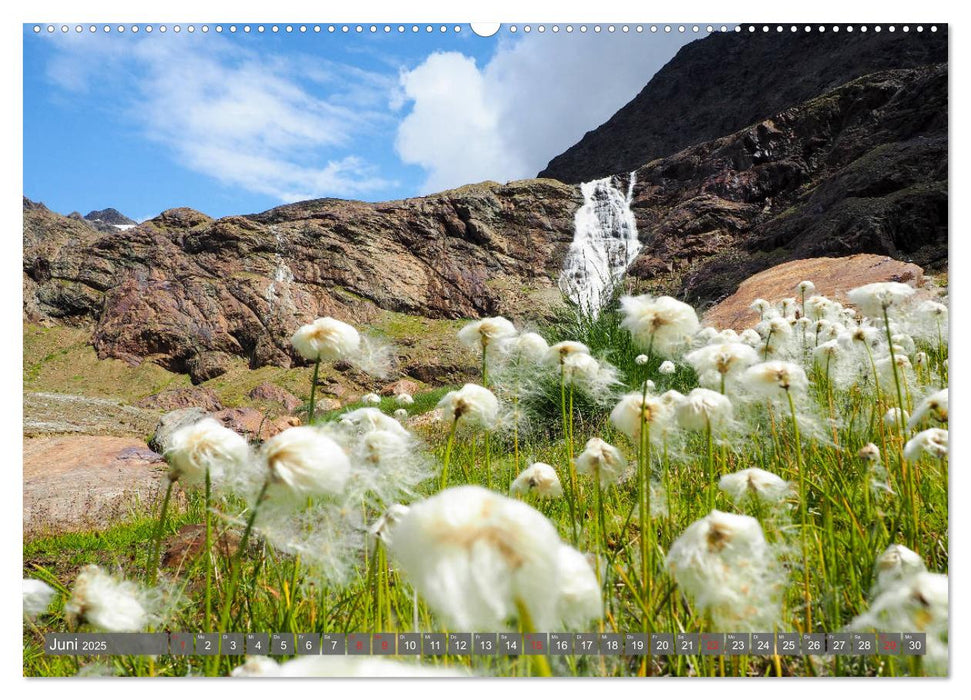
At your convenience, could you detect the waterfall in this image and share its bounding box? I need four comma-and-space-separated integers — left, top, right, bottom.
265, 225, 294, 314
558, 172, 642, 316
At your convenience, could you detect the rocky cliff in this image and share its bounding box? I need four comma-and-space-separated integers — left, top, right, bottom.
24, 181, 581, 381
539, 28, 947, 183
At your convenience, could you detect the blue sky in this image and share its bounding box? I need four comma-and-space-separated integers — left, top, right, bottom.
23, 25, 695, 220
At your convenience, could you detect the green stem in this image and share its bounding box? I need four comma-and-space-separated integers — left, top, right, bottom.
560, 363, 578, 544
217, 478, 270, 637
786, 390, 811, 634
439, 420, 458, 491
148, 478, 175, 587
308, 358, 321, 423
204, 469, 212, 634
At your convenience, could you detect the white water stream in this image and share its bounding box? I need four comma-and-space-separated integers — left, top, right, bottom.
558, 172, 642, 316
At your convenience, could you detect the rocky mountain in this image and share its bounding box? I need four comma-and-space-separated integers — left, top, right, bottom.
621, 64, 946, 302
84, 208, 137, 231
540, 28, 946, 183
23, 181, 581, 382
23, 30, 947, 383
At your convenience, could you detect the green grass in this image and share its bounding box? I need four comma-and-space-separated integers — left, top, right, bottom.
23, 299, 949, 678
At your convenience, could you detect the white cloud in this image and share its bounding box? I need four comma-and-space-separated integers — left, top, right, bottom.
395, 32, 696, 193
43, 34, 393, 202
395, 52, 522, 192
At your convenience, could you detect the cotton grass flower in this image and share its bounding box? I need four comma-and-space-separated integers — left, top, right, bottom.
858, 443, 881, 462
393, 408, 408, 420
741, 361, 808, 399
510, 462, 563, 499
65, 565, 149, 632
560, 352, 619, 397
676, 388, 733, 432
436, 383, 499, 430
884, 407, 909, 430
849, 572, 948, 675
908, 389, 948, 430
263, 427, 350, 501
368, 504, 411, 545
362, 393, 382, 405
338, 407, 410, 439
231, 656, 468, 677
23, 579, 56, 617
554, 545, 603, 630
685, 343, 759, 392
609, 392, 675, 442
872, 544, 926, 596
388, 486, 572, 630
291, 317, 360, 362
635, 354, 649, 366
574, 437, 626, 487
395, 392, 415, 406
903, 428, 948, 461
847, 282, 916, 318
665, 510, 784, 631
620, 294, 699, 359
457, 317, 518, 352
231, 650, 471, 677
718, 468, 790, 505
509, 331, 550, 363
658, 360, 676, 375
163, 417, 250, 487
546, 340, 590, 366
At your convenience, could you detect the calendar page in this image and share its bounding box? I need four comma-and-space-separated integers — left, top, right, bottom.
22, 16, 949, 680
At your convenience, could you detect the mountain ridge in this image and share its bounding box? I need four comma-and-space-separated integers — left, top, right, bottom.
539, 28, 947, 183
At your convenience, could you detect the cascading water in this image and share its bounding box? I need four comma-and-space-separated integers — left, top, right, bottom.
265, 225, 295, 314
558, 172, 642, 316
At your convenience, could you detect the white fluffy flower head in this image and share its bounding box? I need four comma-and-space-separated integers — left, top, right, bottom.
741, 361, 808, 398
510, 462, 563, 499
620, 294, 700, 358
65, 565, 149, 632
908, 389, 948, 430
389, 486, 568, 630
574, 437, 626, 487
718, 468, 790, 504
291, 317, 361, 362
437, 384, 499, 430
164, 417, 250, 487
609, 392, 675, 441
263, 427, 351, 500
676, 388, 734, 432
873, 544, 926, 595
458, 317, 518, 353
903, 428, 948, 461
666, 511, 783, 631
23, 579, 56, 617
545, 340, 590, 366
847, 282, 916, 317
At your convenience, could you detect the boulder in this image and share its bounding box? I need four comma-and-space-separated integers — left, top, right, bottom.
248, 382, 302, 413
379, 379, 422, 397
703, 254, 928, 330
211, 407, 299, 441
149, 407, 208, 454
137, 386, 223, 412
23, 436, 178, 537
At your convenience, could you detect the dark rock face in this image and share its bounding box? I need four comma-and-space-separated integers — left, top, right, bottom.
84, 208, 137, 228
622, 65, 947, 307
24, 181, 581, 381
539, 28, 946, 183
